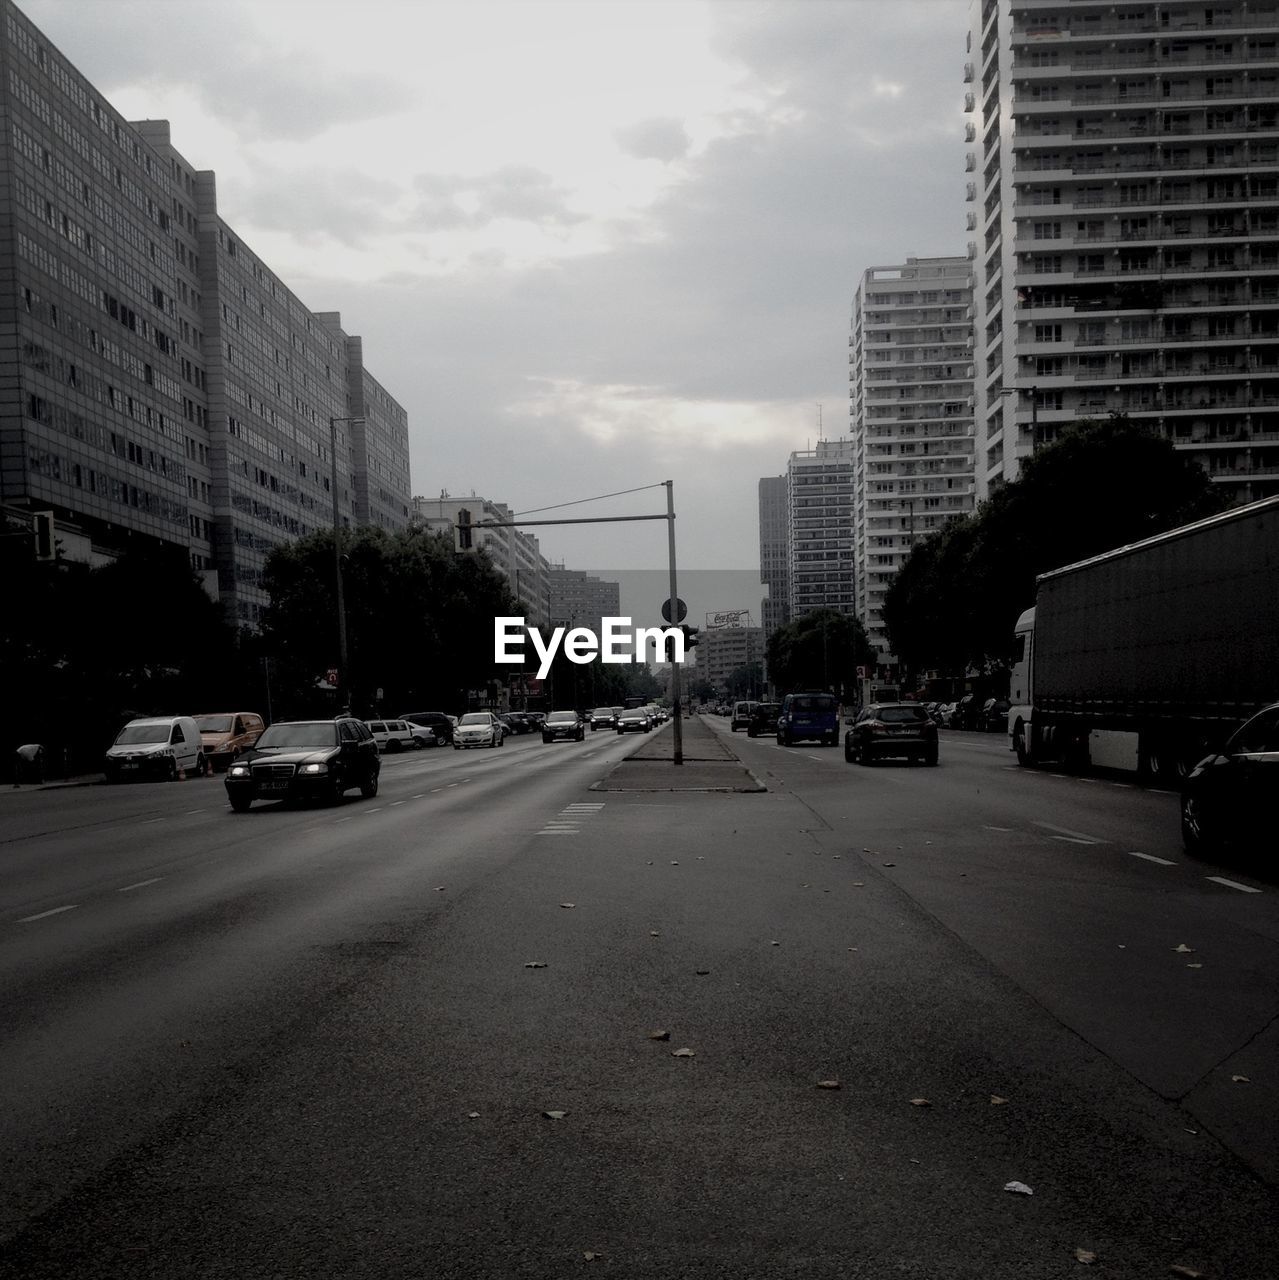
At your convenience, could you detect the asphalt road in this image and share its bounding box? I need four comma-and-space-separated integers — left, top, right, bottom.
0, 718, 1276, 1278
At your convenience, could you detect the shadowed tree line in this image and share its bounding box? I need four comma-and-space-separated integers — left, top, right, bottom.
881, 415, 1227, 682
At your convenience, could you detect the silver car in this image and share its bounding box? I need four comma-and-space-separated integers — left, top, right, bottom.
453, 712, 505, 749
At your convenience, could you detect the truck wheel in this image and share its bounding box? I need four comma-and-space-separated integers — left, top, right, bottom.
1013, 721, 1032, 767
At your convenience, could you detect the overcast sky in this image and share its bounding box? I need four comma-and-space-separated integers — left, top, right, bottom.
27, 0, 969, 612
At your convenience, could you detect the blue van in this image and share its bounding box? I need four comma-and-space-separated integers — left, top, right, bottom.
777, 692, 841, 746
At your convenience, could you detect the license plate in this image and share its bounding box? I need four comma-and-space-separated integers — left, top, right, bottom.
259, 779, 290, 792
121, 762, 138, 770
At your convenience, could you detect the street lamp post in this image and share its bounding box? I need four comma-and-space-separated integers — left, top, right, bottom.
329, 416, 363, 709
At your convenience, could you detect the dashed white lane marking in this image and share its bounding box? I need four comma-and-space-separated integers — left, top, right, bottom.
118, 877, 164, 891
446, 783, 459, 789
365, 807, 383, 814
1033, 820, 1104, 844
390, 801, 406, 807
1207, 876, 1262, 894
984, 825, 1014, 832
412, 793, 425, 798
185, 809, 207, 815
18, 904, 78, 923
1128, 851, 1176, 866
430, 788, 445, 793
143, 817, 166, 825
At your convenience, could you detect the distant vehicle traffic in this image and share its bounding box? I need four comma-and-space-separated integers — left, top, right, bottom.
777, 693, 840, 747
193, 712, 265, 771
543, 710, 585, 742
453, 712, 505, 749
224, 717, 379, 810
746, 702, 782, 738
845, 703, 939, 766
104, 716, 204, 782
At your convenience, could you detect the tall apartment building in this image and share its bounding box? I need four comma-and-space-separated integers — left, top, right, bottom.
968, 0, 1279, 502
692, 623, 766, 695
757, 475, 790, 636
547, 567, 621, 634
850, 257, 977, 656
411, 494, 550, 627
0, 2, 411, 626
786, 438, 856, 620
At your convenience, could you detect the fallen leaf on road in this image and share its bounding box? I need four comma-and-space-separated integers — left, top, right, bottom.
672, 1047, 695, 1058
467, 1112, 480, 1119
583, 1252, 604, 1262
852, 882, 865, 887
882, 863, 896, 868
770, 940, 780, 946
542, 1110, 567, 1120
695, 968, 710, 975
649, 930, 660, 937
909, 1098, 931, 1108
1187, 963, 1203, 969
1174, 944, 1195, 953
816, 1079, 841, 1089
524, 961, 548, 969
1231, 1075, 1250, 1083
990, 1096, 1009, 1105
670, 860, 679, 866
1185, 1128, 1198, 1135
560, 902, 576, 909
1075, 1248, 1097, 1264
435, 886, 446, 892
1003, 1181, 1034, 1196
1168, 1267, 1205, 1279
1118, 944, 1127, 949
833, 855, 841, 860
648, 1030, 670, 1041
646, 861, 653, 865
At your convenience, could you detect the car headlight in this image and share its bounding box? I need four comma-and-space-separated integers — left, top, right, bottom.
228, 764, 250, 778
300, 762, 328, 774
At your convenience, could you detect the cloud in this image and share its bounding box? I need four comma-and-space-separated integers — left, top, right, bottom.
615, 117, 692, 163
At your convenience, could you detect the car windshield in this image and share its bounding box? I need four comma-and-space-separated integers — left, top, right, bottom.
256, 724, 338, 748
877, 707, 928, 723
792, 697, 837, 713
756, 704, 781, 716
194, 715, 233, 733
459, 713, 491, 726
114, 724, 169, 745
592, 708, 612, 717
620, 710, 644, 720
548, 712, 577, 723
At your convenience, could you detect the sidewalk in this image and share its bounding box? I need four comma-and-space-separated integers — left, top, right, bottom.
591, 713, 766, 793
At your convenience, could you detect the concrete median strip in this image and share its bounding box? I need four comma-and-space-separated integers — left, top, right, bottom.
591, 717, 766, 793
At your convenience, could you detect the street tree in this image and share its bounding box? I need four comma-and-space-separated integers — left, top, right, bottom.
882, 414, 1225, 676
766, 609, 876, 699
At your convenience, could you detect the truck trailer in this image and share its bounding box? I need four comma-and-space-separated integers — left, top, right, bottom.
1007, 496, 1279, 779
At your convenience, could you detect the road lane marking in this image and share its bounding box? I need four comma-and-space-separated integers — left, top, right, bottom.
446, 783, 459, 789
143, 817, 166, 825
412, 793, 425, 798
1033, 820, 1104, 844
390, 801, 406, 807
184, 809, 207, 815
18, 905, 78, 923
983, 825, 1014, 832
118, 877, 164, 891
365, 807, 383, 813
1206, 876, 1262, 894
1127, 851, 1176, 866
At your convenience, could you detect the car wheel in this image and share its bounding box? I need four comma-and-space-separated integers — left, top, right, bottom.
165, 757, 178, 782
1181, 792, 1215, 856
229, 794, 252, 813
844, 741, 855, 763
925, 748, 939, 767
859, 746, 875, 766
195, 752, 207, 777
360, 771, 379, 799
328, 774, 344, 804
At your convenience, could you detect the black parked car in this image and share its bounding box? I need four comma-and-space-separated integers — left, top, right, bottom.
400, 710, 455, 745
746, 702, 782, 738
844, 703, 939, 766
225, 717, 380, 811
1181, 702, 1279, 857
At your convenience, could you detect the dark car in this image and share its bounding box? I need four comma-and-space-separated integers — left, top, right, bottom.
979, 698, 1011, 733
224, 717, 380, 811
845, 702, 939, 766
747, 702, 782, 738
1181, 702, 1279, 857
589, 707, 618, 731
616, 708, 650, 734
543, 710, 585, 742
777, 692, 840, 747
400, 711, 454, 745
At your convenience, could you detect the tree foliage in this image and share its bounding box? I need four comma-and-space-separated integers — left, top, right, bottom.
259, 526, 518, 716
882, 415, 1226, 675
766, 608, 876, 698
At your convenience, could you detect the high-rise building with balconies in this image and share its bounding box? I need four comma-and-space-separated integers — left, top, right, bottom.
850, 257, 977, 657
968, 0, 1279, 504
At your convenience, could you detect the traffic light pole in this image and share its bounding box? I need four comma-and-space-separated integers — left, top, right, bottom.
665, 479, 683, 766
470, 481, 686, 767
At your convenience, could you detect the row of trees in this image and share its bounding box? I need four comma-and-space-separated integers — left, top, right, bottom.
3, 524, 664, 775
882, 415, 1226, 680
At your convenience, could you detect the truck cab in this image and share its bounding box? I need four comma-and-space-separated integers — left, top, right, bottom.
1008, 607, 1034, 764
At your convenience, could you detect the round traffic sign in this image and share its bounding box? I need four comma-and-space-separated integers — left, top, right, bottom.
661, 597, 687, 624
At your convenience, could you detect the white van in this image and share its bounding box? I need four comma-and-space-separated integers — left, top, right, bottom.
104, 716, 205, 781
